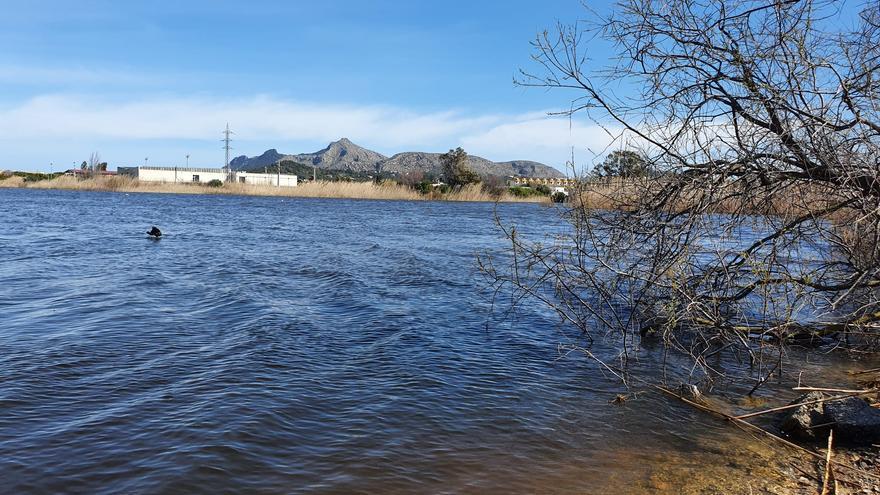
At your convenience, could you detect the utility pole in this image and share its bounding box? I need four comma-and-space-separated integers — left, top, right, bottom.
179, 154, 187, 183
313, 165, 316, 182
277, 161, 281, 187
222, 123, 235, 183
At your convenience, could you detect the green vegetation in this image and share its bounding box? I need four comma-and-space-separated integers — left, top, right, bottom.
534, 184, 551, 194
242, 152, 560, 202
508, 186, 546, 198
414, 181, 432, 194
269, 149, 507, 200
592, 150, 652, 179
440, 148, 481, 187
507, 183, 567, 201
272, 160, 328, 180
206, 179, 223, 188
269, 160, 402, 183
6, 171, 65, 182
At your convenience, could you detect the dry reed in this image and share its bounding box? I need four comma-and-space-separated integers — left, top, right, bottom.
0, 176, 25, 188
570, 178, 845, 218
1, 176, 549, 203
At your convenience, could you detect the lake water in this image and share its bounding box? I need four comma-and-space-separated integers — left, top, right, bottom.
0, 188, 862, 494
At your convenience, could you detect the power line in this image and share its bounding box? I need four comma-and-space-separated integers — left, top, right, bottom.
222, 123, 235, 183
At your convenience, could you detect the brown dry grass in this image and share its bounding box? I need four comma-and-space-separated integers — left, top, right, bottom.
0, 176, 25, 188
1, 175, 549, 203
569, 178, 842, 219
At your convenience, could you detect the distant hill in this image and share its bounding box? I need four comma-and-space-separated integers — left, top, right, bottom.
230, 138, 564, 178
290, 138, 388, 173
380, 152, 564, 178
229, 149, 285, 171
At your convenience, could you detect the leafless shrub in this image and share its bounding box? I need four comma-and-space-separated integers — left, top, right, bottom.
481, 0, 880, 387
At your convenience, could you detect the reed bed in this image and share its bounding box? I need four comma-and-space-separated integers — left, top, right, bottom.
1, 175, 549, 203
1, 174, 835, 213
569, 177, 841, 218
0, 176, 25, 188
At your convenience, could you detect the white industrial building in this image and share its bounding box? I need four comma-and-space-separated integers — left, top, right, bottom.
118, 166, 297, 187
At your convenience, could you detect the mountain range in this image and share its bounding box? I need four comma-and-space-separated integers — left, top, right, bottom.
229, 138, 564, 178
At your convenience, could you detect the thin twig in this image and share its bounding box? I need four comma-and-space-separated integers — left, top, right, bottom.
734, 391, 877, 420
820, 430, 833, 495
792, 387, 878, 394
848, 367, 880, 376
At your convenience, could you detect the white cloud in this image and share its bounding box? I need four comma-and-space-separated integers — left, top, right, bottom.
461, 115, 622, 170
0, 93, 617, 171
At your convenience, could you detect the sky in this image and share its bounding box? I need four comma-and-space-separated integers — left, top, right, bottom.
0, 0, 620, 174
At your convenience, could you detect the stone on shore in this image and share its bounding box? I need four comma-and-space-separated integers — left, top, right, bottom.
779, 392, 880, 446
779, 392, 826, 441
824, 397, 880, 445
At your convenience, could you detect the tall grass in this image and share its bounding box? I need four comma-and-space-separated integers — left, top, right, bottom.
569, 177, 837, 217
2, 176, 549, 203
0, 176, 25, 188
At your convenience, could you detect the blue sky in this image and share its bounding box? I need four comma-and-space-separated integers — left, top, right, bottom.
0, 0, 621, 173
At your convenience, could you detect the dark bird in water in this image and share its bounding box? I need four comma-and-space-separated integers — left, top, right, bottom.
147, 226, 162, 238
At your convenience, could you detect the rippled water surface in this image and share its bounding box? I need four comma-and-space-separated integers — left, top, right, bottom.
0, 189, 862, 494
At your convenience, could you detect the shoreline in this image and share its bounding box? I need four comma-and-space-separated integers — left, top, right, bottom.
0, 175, 550, 203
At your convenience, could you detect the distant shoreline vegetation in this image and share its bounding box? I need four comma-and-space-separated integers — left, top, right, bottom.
0, 171, 556, 204
0, 147, 572, 203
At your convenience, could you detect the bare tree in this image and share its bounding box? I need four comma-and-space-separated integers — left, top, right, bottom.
400, 170, 425, 188
481, 0, 880, 385
88, 152, 102, 178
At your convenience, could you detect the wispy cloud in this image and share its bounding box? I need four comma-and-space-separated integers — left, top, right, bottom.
461, 114, 620, 169
0, 94, 616, 171
0, 65, 160, 86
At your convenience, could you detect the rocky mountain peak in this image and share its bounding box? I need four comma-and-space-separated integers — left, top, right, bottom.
230, 148, 284, 170
298, 138, 388, 172
233, 140, 565, 178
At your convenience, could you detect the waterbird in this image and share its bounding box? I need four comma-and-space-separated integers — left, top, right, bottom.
147, 226, 162, 238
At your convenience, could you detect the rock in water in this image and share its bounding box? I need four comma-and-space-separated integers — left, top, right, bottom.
824, 397, 880, 445
780, 392, 880, 445
779, 392, 827, 441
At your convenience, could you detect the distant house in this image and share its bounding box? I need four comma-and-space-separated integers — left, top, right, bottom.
507, 176, 578, 187
117, 166, 297, 187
